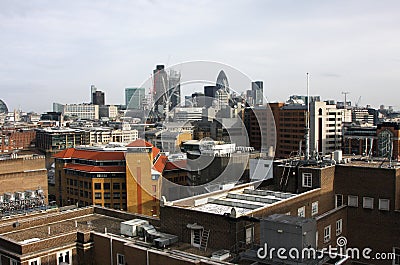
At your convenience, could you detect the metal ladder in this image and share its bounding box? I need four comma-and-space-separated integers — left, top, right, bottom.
199, 229, 210, 252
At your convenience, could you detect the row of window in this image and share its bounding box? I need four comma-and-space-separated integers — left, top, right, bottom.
94, 192, 127, 200
293, 201, 319, 218
2, 249, 72, 265
94, 182, 126, 190
95, 203, 127, 210
336, 194, 390, 211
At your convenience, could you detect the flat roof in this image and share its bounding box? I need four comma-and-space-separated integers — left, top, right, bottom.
1, 211, 123, 243
172, 186, 296, 217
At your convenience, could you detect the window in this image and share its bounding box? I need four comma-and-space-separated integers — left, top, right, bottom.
348, 195, 358, 207
335, 194, 343, 208
393, 248, 400, 265
11, 259, 18, 265
311, 201, 319, 216
152, 185, 157, 193
94, 193, 102, 199
29, 258, 41, 265
57, 250, 71, 265
104, 203, 111, 208
104, 192, 111, 199
114, 203, 121, 209
363, 197, 374, 209
103, 183, 111, 190
298, 206, 305, 217
336, 219, 343, 236
113, 192, 120, 199
302, 173, 312, 188
94, 183, 101, 190
379, 199, 390, 211
113, 183, 120, 190
324, 225, 331, 243
117, 254, 125, 265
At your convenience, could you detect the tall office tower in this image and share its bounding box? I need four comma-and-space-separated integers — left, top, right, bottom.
153, 65, 168, 114
91, 84, 105, 106
246, 90, 254, 106
125, 88, 146, 110
168, 69, 181, 109
204, 85, 219, 107
252, 81, 264, 106
91, 85, 97, 102
216, 70, 229, 94
92, 91, 105, 105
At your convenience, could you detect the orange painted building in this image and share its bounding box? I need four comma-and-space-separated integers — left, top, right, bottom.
53, 140, 168, 217
125, 139, 167, 217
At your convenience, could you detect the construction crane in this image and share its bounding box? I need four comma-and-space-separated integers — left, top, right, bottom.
355, 96, 361, 108
341, 91, 350, 109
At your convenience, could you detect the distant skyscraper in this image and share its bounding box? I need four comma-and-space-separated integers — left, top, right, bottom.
252, 81, 263, 106
152, 65, 181, 119
125, 88, 146, 110
153, 65, 168, 114
168, 69, 181, 109
92, 91, 105, 105
91, 85, 105, 105
216, 70, 229, 94
204, 85, 218, 107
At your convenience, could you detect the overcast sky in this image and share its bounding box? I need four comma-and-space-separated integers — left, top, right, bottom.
1, 0, 400, 113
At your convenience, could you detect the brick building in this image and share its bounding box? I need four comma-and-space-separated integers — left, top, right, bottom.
54, 139, 168, 217
0, 154, 48, 215
0, 128, 36, 154
53, 146, 127, 210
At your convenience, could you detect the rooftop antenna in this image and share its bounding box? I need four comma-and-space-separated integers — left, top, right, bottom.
305, 73, 310, 161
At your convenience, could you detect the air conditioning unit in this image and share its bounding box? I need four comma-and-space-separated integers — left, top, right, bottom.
120, 219, 149, 237
211, 250, 230, 261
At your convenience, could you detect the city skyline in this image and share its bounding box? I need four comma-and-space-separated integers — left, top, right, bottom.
1, 0, 400, 113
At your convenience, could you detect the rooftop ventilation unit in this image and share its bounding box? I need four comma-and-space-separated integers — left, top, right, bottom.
211, 250, 230, 261
120, 219, 149, 237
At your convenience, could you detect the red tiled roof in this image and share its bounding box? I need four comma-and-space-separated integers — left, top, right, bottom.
64, 164, 126, 173
126, 139, 153, 147
152, 146, 160, 158
153, 155, 167, 173
53, 148, 125, 161
165, 160, 187, 171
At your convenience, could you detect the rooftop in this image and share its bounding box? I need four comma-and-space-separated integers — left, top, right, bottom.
1, 212, 122, 243
169, 184, 297, 217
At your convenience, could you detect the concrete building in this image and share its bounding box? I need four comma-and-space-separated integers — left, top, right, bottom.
99, 105, 118, 119
53, 103, 99, 120
125, 87, 146, 110
174, 107, 203, 122
35, 127, 84, 154
309, 101, 344, 155
251, 81, 263, 106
